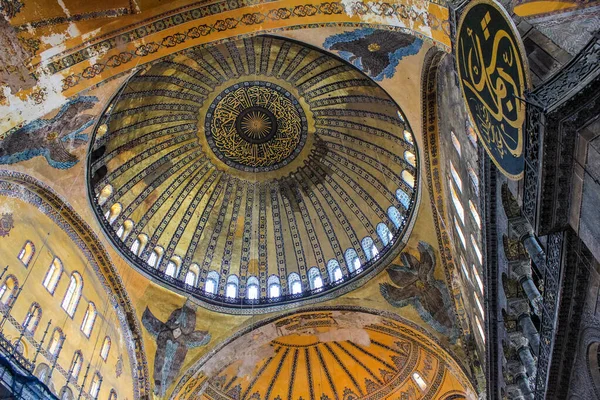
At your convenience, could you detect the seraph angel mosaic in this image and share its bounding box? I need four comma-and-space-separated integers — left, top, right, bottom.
0, 96, 96, 169
142, 302, 211, 397
380, 241, 456, 337
324, 28, 423, 81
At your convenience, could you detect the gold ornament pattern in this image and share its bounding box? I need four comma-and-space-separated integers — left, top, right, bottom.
206, 82, 306, 172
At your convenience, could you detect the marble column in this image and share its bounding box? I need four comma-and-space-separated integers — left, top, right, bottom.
509, 217, 546, 268
507, 361, 534, 400
510, 260, 543, 316
508, 298, 541, 354
509, 332, 537, 378
506, 384, 525, 400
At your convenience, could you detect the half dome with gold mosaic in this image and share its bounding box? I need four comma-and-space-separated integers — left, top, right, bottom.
87, 36, 418, 311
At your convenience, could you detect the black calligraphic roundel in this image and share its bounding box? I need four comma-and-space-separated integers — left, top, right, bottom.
456, 0, 529, 179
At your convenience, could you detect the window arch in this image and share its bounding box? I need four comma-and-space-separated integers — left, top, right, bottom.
361, 237, 378, 261
387, 206, 404, 229
450, 131, 461, 156
403, 130, 413, 145
97, 184, 113, 206
0, 275, 18, 306
412, 371, 428, 391
397, 110, 405, 123
377, 223, 393, 246
23, 303, 42, 334
454, 217, 466, 248
327, 260, 343, 283
90, 372, 102, 398
69, 351, 83, 380
288, 273, 302, 294
449, 179, 465, 223
344, 249, 361, 273
308, 267, 323, 290
59, 386, 75, 400
466, 121, 478, 147
205, 271, 219, 294
43, 257, 63, 294
131, 234, 148, 256
14, 339, 26, 356
185, 264, 200, 286
61, 272, 83, 317
18, 241, 35, 267
35, 363, 51, 384
81, 302, 97, 337
225, 275, 239, 298
395, 189, 411, 210
165, 256, 181, 278
108, 389, 117, 400
100, 336, 111, 361
402, 170, 415, 189
117, 219, 134, 240
246, 276, 259, 300
404, 150, 416, 167
468, 166, 480, 195
267, 275, 281, 298
106, 203, 122, 225
472, 265, 484, 295
471, 235, 483, 264
147, 246, 163, 268
48, 327, 65, 357
475, 315, 485, 343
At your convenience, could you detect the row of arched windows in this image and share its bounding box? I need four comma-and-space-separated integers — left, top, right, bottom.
36, 362, 112, 399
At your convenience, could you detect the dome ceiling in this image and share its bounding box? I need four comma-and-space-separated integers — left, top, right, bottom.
87, 35, 418, 310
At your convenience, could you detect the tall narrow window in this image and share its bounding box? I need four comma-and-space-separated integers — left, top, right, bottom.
469, 200, 481, 229
61, 272, 83, 317
404, 150, 416, 167
165, 261, 177, 278
288, 273, 302, 295
412, 371, 428, 391
131, 234, 148, 256
81, 302, 97, 337
205, 271, 219, 294
23, 303, 42, 334
18, 241, 35, 267
377, 223, 393, 246
0, 275, 18, 306
450, 131, 461, 156
449, 180, 465, 223
43, 258, 63, 294
454, 217, 466, 248
475, 315, 485, 343
225, 275, 239, 298
59, 386, 74, 400
108, 390, 117, 400
472, 266, 484, 295
395, 189, 411, 210
90, 372, 102, 398
147, 247, 163, 268
466, 122, 478, 147
119, 220, 134, 241
387, 206, 403, 229
471, 235, 483, 264
403, 129, 413, 145
246, 276, 259, 300
100, 336, 111, 361
475, 294, 484, 319
308, 267, 323, 290
450, 161, 462, 192
97, 184, 113, 206
468, 166, 480, 195
267, 275, 281, 298
69, 351, 83, 380
460, 255, 470, 282
327, 260, 343, 283
402, 170, 415, 189
361, 237, 378, 261
107, 203, 122, 225
344, 249, 361, 273
185, 264, 200, 286
48, 328, 64, 357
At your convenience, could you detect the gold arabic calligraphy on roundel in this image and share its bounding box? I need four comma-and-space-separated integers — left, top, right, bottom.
456, 0, 530, 179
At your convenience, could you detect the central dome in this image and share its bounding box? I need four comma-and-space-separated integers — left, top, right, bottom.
87, 36, 418, 312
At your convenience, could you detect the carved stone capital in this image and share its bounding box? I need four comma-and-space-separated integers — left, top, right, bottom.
509, 331, 529, 350
506, 384, 525, 400
510, 259, 532, 280
508, 298, 531, 319
507, 360, 527, 377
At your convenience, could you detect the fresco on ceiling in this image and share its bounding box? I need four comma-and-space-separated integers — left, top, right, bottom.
0, 0, 23, 19
380, 241, 456, 338
324, 28, 423, 81
0, 96, 96, 169
142, 302, 211, 397
0, 213, 14, 237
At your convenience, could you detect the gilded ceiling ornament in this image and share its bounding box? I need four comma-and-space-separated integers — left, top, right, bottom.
206, 82, 306, 172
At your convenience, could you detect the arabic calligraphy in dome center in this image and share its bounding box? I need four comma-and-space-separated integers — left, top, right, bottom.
87, 36, 418, 312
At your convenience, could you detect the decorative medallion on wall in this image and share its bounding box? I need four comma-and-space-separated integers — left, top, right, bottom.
87, 36, 419, 312
0, 213, 14, 237
455, 0, 530, 179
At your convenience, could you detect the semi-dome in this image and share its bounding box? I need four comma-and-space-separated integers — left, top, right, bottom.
87, 35, 418, 311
